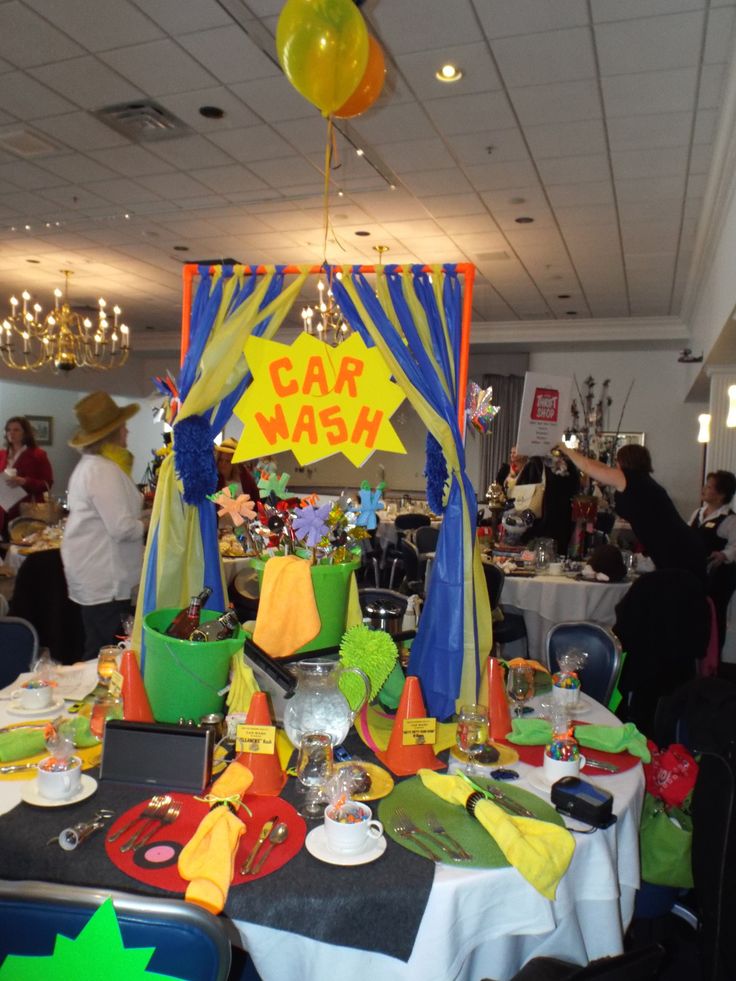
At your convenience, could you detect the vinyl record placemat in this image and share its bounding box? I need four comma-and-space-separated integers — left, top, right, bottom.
379, 776, 564, 868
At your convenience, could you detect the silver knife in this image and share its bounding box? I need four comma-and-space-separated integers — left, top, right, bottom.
583, 758, 620, 773
241, 815, 279, 875
0, 762, 38, 774
458, 772, 536, 818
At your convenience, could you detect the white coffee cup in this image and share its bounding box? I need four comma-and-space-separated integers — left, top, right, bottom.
548, 562, 564, 576
543, 752, 586, 785
11, 680, 54, 710
324, 801, 383, 855
36, 756, 82, 801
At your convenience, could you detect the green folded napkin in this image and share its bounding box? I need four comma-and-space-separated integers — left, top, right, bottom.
0, 717, 99, 763
575, 722, 651, 762
507, 718, 552, 745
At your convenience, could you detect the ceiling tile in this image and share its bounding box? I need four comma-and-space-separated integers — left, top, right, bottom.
148, 135, 233, 169
591, 0, 706, 23
246, 155, 320, 188
595, 12, 704, 76
133, 0, 231, 34
273, 117, 334, 153
510, 80, 601, 125
177, 27, 278, 84
464, 159, 537, 191
370, 0, 482, 55
156, 87, 260, 133
612, 146, 689, 180
30, 57, 144, 110
536, 154, 610, 184
0, 2, 84, 67
88, 145, 176, 177
136, 172, 213, 199
525, 119, 607, 159
0, 159, 67, 190
698, 63, 728, 109
352, 102, 438, 143
0, 70, 75, 119
355, 190, 431, 221
25, 0, 164, 51
188, 165, 268, 194
491, 28, 596, 87
689, 142, 714, 174
451, 128, 528, 165
476, 0, 589, 38
395, 43, 501, 100
207, 125, 294, 162
374, 138, 456, 173
607, 111, 693, 151
602, 67, 698, 117
32, 111, 129, 150
35, 153, 119, 183
704, 6, 736, 62
38, 184, 116, 211
555, 203, 619, 227
426, 192, 493, 217
693, 108, 718, 144
229, 77, 314, 122
401, 167, 473, 196
86, 178, 163, 204
425, 91, 516, 135
615, 175, 686, 201
100, 40, 217, 97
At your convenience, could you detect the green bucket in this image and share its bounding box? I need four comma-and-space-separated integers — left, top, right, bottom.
143, 609, 244, 723
250, 555, 358, 654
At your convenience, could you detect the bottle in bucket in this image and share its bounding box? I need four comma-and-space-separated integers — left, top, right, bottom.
189, 609, 239, 642
166, 587, 212, 639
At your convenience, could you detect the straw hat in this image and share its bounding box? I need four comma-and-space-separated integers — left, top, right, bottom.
216, 437, 239, 456
69, 391, 139, 448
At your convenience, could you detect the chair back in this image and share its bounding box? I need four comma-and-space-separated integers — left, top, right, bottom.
0, 880, 231, 981
414, 525, 439, 554
482, 562, 505, 611
394, 513, 431, 532
0, 616, 39, 686
8, 549, 84, 664
546, 621, 622, 705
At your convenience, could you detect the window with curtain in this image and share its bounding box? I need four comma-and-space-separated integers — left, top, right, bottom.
479, 374, 524, 495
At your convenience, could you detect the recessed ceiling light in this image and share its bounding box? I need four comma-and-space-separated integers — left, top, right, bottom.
566, 310, 578, 316
26, 258, 40, 264
173, 245, 189, 252
199, 105, 225, 119
557, 293, 571, 299
356, 148, 365, 157
509, 197, 526, 205
436, 63, 463, 83
355, 230, 371, 237
338, 189, 344, 197
515, 216, 534, 224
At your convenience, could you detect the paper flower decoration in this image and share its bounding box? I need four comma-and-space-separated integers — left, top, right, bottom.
352, 480, 385, 530
466, 381, 501, 435
258, 471, 292, 500
292, 502, 332, 547
208, 484, 257, 527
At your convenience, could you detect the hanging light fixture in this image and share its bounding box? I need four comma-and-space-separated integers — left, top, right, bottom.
301, 269, 351, 345
697, 413, 711, 443
0, 270, 131, 372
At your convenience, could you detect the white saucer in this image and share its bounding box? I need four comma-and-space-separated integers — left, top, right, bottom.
305, 825, 387, 866
7, 695, 65, 717
20, 774, 98, 808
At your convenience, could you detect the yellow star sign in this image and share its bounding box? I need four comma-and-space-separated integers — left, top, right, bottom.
233, 332, 406, 467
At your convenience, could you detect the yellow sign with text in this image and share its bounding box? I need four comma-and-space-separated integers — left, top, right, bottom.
234, 332, 406, 467
235, 724, 277, 755
402, 717, 437, 746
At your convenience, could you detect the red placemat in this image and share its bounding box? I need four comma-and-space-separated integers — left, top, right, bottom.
105, 793, 305, 893
498, 735, 641, 775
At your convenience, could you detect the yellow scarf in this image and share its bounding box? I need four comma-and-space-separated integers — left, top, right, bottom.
100, 442, 133, 478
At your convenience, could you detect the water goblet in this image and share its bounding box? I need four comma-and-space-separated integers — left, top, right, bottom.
456, 704, 489, 775
96, 646, 120, 687
507, 666, 534, 718
296, 732, 334, 819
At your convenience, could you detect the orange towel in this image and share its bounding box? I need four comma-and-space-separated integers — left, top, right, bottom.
178, 761, 253, 914
252, 555, 321, 658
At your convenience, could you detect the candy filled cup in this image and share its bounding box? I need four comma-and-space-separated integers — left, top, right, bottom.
543, 752, 585, 785
37, 755, 82, 801
11, 680, 53, 710
324, 801, 383, 855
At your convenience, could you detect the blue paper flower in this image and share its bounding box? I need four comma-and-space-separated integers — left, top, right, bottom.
292, 502, 332, 548
352, 481, 385, 531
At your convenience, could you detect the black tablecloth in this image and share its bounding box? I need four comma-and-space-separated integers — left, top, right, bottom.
0, 741, 434, 962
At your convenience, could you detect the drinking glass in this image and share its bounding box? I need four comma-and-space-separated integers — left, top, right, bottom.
456, 704, 489, 775
96, 646, 120, 687
507, 666, 534, 718
296, 732, 334, 819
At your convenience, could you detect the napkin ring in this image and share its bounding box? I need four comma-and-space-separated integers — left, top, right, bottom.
465, 791, 483, 817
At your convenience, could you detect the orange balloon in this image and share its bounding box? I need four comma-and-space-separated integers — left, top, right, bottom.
334, 35, 386, 118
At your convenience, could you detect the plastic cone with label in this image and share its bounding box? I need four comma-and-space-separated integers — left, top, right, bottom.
487, 656, 512, 740
376, 675, 446, 776
119, 650, 154, 723
234, 691, 287, 795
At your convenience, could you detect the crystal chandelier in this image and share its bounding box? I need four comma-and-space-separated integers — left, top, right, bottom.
300, 271, 351, 345
0, 270, 131, 372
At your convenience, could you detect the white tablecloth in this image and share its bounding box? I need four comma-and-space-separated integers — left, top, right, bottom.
0, 687, 642, 981
500, 574, 632, 663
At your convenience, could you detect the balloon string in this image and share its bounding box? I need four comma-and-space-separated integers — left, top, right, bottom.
322, 117, 333, 266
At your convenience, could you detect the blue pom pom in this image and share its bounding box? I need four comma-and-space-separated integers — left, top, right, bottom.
173, 415, 217, 505
424, 433, 448, 515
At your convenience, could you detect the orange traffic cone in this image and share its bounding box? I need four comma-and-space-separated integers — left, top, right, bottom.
119, 649, 154, 722
375, 676, 446, 776
234, 691, 287, 795
487, 656, 511, 740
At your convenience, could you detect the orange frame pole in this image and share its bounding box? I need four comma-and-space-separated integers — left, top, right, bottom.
179, 261, 476, 426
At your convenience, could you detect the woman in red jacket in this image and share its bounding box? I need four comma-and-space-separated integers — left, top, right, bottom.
0, 415, 54, 536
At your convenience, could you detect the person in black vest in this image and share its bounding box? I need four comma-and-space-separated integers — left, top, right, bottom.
690, 469, 736, 650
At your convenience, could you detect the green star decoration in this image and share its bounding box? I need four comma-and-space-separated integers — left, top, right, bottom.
0, 899, 186, 981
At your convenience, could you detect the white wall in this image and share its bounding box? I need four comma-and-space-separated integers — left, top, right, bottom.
527, 348, 708, 517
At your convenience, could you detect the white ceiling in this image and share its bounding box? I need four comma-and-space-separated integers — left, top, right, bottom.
0, 0, 734, 367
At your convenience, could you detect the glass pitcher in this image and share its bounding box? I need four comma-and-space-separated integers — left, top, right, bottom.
283, 659, 371, 748
535, 538, 556, 573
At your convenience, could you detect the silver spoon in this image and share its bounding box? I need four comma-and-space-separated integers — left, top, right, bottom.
250, 822, 289, 875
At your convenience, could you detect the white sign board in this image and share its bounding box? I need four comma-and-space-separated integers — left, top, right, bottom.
515, 371, 572, 456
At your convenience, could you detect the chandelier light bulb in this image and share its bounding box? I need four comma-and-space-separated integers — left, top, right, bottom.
697, 413, 711, 443
727, 386, 736, 427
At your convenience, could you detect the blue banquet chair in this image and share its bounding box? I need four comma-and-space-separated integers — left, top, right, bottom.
0, 880, 232, 981
482, 562, 528, 658
0, 615, 39, 686
546, 621, 622, 706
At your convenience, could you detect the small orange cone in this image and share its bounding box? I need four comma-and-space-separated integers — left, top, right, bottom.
119, 649, 154, 722
376, 676, 446, 776
234, 691, 287, 795
487, 656, 511, 740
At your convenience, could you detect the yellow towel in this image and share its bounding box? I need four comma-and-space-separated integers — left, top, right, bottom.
252, 555, 321, 658
418, 769, 574, 900
178, 761, 253, 914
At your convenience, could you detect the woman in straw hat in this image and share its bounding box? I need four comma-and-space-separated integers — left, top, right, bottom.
61, 392, 146, 659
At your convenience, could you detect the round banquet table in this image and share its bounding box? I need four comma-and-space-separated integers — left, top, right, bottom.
499, 571, 632, 663
0, 684, 643, 981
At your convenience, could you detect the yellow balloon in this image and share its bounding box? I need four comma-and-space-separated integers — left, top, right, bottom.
277, 0, 369, 116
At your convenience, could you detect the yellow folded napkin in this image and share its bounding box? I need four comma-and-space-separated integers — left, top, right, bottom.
178, 760, 253, 914
418, 769, 575, 900
252, 555, 321, 658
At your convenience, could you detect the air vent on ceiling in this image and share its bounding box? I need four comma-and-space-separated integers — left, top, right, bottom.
0, 129, 60, 157
94, 101, 192, 143
477, 251, 510, 261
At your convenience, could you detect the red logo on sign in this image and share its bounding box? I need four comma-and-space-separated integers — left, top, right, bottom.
531, 388, 559, 422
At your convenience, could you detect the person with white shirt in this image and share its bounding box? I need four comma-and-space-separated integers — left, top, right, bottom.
61, 392, 145, 659
690, 469, 736, 650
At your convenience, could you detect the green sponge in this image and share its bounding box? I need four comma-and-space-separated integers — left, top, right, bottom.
338, 625, 399, 710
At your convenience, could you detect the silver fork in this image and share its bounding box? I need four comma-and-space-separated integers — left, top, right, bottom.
120, 795, 172, 853
108, 795, 165, 844
134, 800, 181, 852
426, 812, 472, 861
392, 812, 440, 862
393, 808, 465, 861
